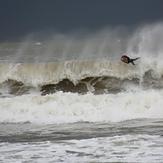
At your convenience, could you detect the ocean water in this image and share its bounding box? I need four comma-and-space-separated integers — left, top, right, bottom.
0, 24, 163, 162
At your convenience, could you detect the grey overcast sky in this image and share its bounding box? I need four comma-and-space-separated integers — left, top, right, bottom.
0, 0, 163, 40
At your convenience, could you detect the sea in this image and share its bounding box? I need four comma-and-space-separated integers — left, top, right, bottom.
0, 24, 163, 162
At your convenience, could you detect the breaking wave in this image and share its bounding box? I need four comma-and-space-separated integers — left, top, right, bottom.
0, 23, 163, 124
0, 23, 163, 96
0, 59, 163, 96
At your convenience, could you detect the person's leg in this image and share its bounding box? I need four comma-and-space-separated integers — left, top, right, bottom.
132, 57, 140, 61
129, 57, 140, 65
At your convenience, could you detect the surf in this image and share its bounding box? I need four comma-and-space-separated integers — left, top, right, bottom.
0, 23, 163, 124
0, 59, 163, 96
0, 90, 163, 124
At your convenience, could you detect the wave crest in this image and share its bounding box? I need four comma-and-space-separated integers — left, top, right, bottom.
0, 59, 163, 96
0, 60, 152, 83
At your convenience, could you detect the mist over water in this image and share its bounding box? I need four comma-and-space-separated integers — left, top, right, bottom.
1, 26, 130, 62
0, 22, 162, 121
0, 24, 162, 93
0, 23, 163, 63
0, 23, 163, 162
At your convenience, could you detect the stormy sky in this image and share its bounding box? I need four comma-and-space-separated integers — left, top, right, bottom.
0, 0, 163, 41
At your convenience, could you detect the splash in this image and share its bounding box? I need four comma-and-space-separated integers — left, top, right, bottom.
0, 23, 163, 124
0, 90, 163, 124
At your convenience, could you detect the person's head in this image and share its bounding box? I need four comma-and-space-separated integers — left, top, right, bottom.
121, 55, 129, 63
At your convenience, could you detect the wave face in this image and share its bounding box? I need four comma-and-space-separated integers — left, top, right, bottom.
0, 59, 163, 96
0, 23, 163, 123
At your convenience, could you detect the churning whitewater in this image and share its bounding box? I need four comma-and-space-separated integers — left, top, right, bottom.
0, 90, 163, 124
0, 23, 163, 124
1, 23, 163, 162
0, 24, 163, 123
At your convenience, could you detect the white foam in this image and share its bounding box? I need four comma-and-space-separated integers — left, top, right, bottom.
0, 90, 163, 124
1, 134, 163, 162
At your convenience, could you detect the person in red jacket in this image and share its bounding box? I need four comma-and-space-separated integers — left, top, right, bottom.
121, 55, 140, 65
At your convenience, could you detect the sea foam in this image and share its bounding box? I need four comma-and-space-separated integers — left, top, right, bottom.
0, 90, 163, 124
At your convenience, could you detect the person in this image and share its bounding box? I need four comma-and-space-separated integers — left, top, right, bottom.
121, 55, 140, 65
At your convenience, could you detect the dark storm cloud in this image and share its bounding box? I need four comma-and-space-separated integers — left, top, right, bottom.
0, 0, 163, 40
